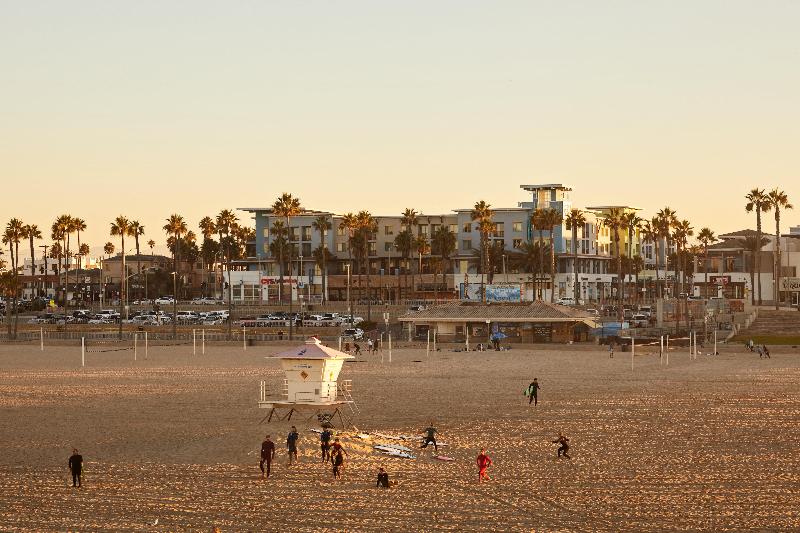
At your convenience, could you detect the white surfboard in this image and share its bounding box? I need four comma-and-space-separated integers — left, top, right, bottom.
433, 455, 455, 462
374, 443, 412, 453
375, 447, 415, 459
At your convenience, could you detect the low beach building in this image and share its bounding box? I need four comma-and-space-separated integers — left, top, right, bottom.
399, 301, 598, 343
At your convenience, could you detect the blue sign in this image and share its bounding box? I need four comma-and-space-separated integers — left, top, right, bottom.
460, 284, 521, 302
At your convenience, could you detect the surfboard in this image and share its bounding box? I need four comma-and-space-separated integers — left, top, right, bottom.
375, 447, 415, 459
433, 455, 455, 461
309, 428, 323, 434
374, 444, 412, 453
373, 432, 405, 441
356, 433, 371, 440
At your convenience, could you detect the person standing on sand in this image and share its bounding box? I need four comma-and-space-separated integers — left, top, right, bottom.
526, 378, 540, 406
420, 423, 438, 452
320, 429, 333, 463
552, 433, 570, 459
260, 435, 275, 478
367, 338, 374, 353
476, 448, 493, 483
68, 448, 83, 487
287, 426, 300, 466
330, 437, 347, 462
608, 342, 614, 358
353, 342, 362, 355
332, 449, 344, 480
762, 345, 771, 359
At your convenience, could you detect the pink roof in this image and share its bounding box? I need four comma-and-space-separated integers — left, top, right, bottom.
268, 337, 355, 360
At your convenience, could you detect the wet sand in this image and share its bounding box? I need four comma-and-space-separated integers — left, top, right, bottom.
0, 341, 798, 531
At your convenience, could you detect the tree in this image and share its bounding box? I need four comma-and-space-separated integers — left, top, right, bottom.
2, 219, 24, 337
147, 240, 155, 254
312, 215, 332, 303
399, 209, 419, 297
163, 214, 188, 338
655, 208, 678, 298
216, 209, 239, 339
110, 216, 133, 339
564, 209, 586, 304
640, 220, 657, 300
542, 208, 563, 302
511, 241, 549, 276
129, 221, 144, 300
414, 233, 430, 285
745, 189, 772, 306
739, 235, 769, 306
631, 255, 645, 303
601, 208, 625, 320
470, 201, 493, 303
530, 209, 549, 300
622, 212, 643, 304
52, 215, 71, 307
672, 219, 693, 299
104, 242, 115, 256
22, 224, 42, 295
356, 211, 377, 319
431, 224, 457, 302
199, 216, 216, 240
766, 188, 793, 309
272, 193, 302, 339
697, 227, 717, 298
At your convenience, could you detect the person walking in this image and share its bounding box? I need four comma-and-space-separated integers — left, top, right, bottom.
68, 448, 83, 488
476, 448, 493, 483
260, 435, 275, 479
420, 423, 438, 452
608, 342, 615, 358
330, 437, 347, 462
526, 378, 540, 406
353, 342, 362, 356
762, 345, 771, 359
332, 449, 344, 480
287, 426, 300, 466
552, 433, 570, 459
320, 428, 333, 463
376, 467, 390, 488
367, 338, 374, 353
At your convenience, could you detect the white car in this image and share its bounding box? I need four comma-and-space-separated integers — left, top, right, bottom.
155, 297, 175, 305
341, 328, 364, 340
555, 297, 576, 306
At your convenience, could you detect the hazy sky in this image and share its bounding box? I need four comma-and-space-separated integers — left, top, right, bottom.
2, 1, 799, 254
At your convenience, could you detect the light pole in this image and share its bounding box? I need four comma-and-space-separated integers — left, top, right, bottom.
503, 254, 508, 283
345, 263, 352, 326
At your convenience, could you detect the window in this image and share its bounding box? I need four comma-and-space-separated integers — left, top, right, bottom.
463, 222, 472, 233
419, 225, 429, 235
513, 222, 523, 232
337, 242, 348, 253
449, 224, 457, 233
262, 227, 269, 238
290, 227, 300, 241
336, 225, 346, 236
369, 242, 377, 256
513, 239, 523, 249
462, 240, 472, 250
493, 222, 504, 238
384, 225, 393, 236
384, 242, 393, 252
262, 243, 269, 254
301, 226, 312, 241
431, 224, 440, 234
301, 243, 312, 257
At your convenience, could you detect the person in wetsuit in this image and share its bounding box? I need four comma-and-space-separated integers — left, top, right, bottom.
260, 435, 275, 478
68, 449, 83, 487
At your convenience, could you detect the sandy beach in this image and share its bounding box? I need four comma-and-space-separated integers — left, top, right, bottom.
0, 340, 798, 532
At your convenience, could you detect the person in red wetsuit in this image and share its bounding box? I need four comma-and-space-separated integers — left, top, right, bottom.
476, 448, 493, 483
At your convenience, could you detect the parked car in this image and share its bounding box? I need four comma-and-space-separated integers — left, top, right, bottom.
584, 308, 599, 316
637, 305, 653, 317
341, 328, 364, 340
155, 296, 175, 305
631, 313, 649, 327
555, 297, 576, 306
96, 309, 120, 320
409, 305, 427, 312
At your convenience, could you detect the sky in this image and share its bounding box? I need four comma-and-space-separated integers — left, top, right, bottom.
2, 1, 799, 255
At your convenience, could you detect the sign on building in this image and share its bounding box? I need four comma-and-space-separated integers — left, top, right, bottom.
459, 283, 521, 302
781, 277, 800, 291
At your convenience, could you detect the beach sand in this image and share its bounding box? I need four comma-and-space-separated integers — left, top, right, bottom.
0, 341, 798, 531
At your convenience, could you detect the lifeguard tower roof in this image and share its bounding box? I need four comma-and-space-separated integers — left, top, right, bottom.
267, 337, 355, 360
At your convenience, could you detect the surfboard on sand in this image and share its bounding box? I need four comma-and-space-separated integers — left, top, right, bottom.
374, 447, 415, 459
373, 432, 405, 441
374, 443, 412, 453
432, 455, 455, 462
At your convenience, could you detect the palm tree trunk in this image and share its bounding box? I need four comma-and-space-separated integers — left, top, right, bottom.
774, 210, 781, 310
749, 249, 755, 306
549, 228, 556, 303
118, 235, 125, 339
756, 210, 762, 305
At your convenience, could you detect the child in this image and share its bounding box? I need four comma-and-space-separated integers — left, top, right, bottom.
476, 448, 493, 483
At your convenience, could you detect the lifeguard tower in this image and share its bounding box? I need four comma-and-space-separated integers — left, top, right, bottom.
258, 337, 357, 427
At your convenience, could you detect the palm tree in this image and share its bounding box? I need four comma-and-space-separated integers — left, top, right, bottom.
622, 212, 643, 304
216, 209, 239, 339
199, 216, 216, 240
739, 235, 768, 306
745, 189, 772, 306
22, 224, 42, 295
697, 227, 717, 298
104, 242, 115, 257
163, 214, 188, 338
414, 233, 430, 290
53, 215, 71, 307
130, 221, 144, 301
542, 208, 563, 302
355, 211, 378, 319
640, 220, 657, 300
564, 209, 586, 304
393, 229, 413, 299
110, 216, 133, 339
656, 208, 678, 298
399, 209, 419, 297
601, 209, 625, 319
530, 209, 548, 300
431, 225, 457, 302
2, 219, 24, 337
312, 215, 332, 303
766, 188, 793, 309
147, 240, 155, 254
471, 201, 493, 303
271, 193, 302, 339
672, 219, 693, 299
631, 255, 645, 303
